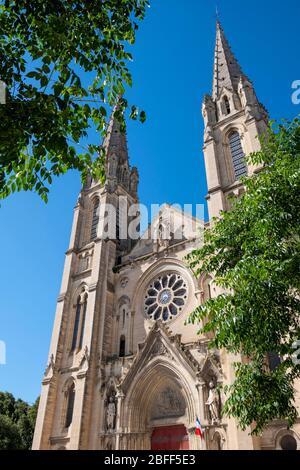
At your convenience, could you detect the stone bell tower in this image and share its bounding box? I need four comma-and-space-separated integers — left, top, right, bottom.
32, 112, 139, 450
202, 20, 269, 220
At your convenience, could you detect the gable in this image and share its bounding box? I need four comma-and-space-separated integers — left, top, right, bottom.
123, 204, 204, 261
119, 322, 200, 394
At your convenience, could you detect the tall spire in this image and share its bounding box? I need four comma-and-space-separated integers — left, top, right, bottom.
103, 108, 129, 166
212, 20, 247, 100
103, 108, 139, 199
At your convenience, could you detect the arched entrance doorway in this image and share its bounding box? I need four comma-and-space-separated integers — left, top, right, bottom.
151, 424, 189, 450
122, 360, 197, 450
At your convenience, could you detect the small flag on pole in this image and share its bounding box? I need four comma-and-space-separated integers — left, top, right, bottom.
195, 417, 205, 439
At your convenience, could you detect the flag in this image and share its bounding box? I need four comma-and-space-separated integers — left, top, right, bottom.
195, 417, 204, 439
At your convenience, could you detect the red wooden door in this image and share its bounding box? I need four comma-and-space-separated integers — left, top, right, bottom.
151, 425, 189, 450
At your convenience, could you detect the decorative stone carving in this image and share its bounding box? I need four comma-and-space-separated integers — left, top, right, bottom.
209, 430, 226, 450
76, 193, 83, 207
78, 249, 93, 272
151, 386, 185, 419
79, 346, 89, 369
106, 394, 117, 432
200, 353, 223, 383
120, 277, 129, 288
155, 220, 171, 250
120, 357, 134, 380
43, 354, 55, 379
150, 340, 169, 359
206, 381, 220, 424
197, 342, 209, 355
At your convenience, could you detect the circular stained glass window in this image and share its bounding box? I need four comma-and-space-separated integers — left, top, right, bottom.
144, 273, 188, 322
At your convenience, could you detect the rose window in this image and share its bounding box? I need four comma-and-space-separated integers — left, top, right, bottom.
144, 273, 188, 322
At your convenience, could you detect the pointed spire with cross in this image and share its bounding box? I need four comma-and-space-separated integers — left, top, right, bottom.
212, 20, 249, 100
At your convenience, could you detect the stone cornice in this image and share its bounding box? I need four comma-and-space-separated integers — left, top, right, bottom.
71, 269, 92, 281
88, 282, 98, 292
206, 185, 222, 196
49, 436, 70, 445
115, 238, 199, 272
213, 109, 245, 130
57, 293, 67, 303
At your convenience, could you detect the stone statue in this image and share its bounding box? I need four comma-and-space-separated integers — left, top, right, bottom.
130, 168, 138, 195
206, 381, 219, 423
106, 396, 116, 431
157, 222, 170, 249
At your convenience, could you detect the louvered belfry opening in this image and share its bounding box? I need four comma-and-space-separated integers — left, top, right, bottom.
228, 131, 248, 179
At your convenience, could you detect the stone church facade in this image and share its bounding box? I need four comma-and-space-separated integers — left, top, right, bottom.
33, 21, 300, 450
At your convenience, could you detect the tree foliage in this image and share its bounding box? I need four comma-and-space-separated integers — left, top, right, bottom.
0, 0, 148, 202
187, 118, 300, 434
0, 391, 39, 449
0, 415, 22, 450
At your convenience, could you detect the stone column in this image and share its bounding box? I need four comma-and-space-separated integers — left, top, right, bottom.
69, 371, 87, 449
144, 431, 151, 450
196, 380, 207, 450
187, 427, 197, 450
115, 390, 124, 450
68, 200, 82, 250
32, 373, 57, 449
129, 310, 135, 354
96, 392, 106, 449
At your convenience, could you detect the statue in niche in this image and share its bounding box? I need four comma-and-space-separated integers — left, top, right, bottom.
206, 381, 220, 424
156, 221, 171, 249
106, 395, 116, 431
210, 431, 225, 450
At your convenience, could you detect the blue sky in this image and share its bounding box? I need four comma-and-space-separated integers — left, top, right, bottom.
1, 0, 299, 404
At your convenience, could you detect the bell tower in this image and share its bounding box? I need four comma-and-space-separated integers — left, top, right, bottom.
32, 111, 139, 450
202, 21, 269, 220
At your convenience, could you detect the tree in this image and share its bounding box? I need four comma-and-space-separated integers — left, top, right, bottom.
0, 391, 39, 449
0, 0, 148, 202
17, 397, 39, 450
187, 118, 300, 434
0, 415, 22, 450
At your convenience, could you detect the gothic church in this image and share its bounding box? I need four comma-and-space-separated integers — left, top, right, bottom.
32, 21, 300, 450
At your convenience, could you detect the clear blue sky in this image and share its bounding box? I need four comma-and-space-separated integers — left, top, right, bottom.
0, 0, 299, 404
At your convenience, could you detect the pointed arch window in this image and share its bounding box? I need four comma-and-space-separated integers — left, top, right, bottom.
119, 335, 126, 357
65, 383, 75, 428
71, 293, 88, 352
78, 294, 87, 350
228, 131, 248, 179
71, 296, 81, 351
90, 199, 100, 241
122, 308, 126, 328
224, 96, 231, 115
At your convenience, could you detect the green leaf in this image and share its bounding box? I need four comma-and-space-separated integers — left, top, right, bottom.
0, 0, 149, 201
186, 117, 300, 433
